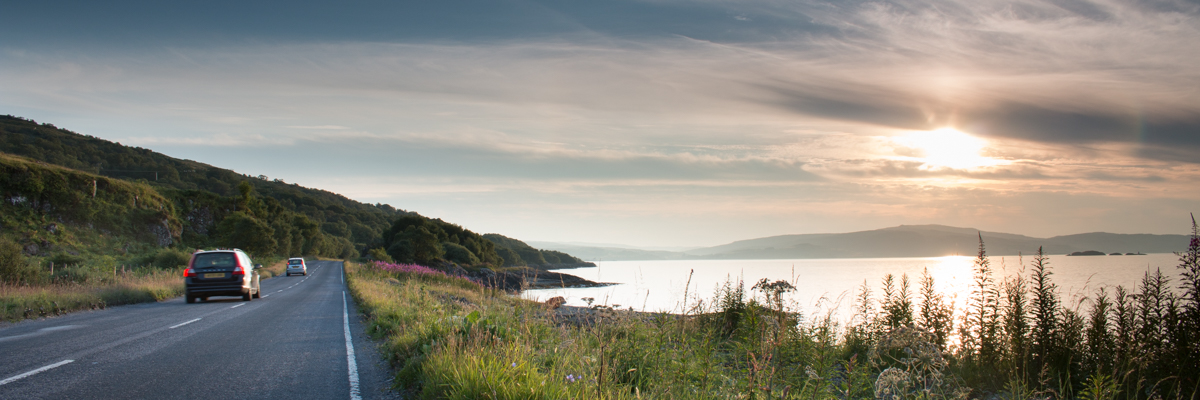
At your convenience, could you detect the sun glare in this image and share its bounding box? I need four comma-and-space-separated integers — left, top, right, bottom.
894, 128, 1000, 170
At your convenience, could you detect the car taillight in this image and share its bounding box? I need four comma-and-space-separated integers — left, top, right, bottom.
184, 268, 196, 278
232, 264, 245, 276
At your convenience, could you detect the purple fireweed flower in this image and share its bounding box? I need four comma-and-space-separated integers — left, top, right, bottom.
371, 261, 449, 277
369, 261, 483, 287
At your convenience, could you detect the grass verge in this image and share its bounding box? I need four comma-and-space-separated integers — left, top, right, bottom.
346, 260, 918, 399
2, 258, 286, 322
1, 268, 183, 321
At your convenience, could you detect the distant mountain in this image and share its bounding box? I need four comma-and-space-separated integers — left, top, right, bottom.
524, 242, 684, 262
533, 224, 1191, 261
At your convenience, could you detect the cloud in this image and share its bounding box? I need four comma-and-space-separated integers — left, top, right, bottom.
2, 0, 1198, 245
285, 125, 351, 130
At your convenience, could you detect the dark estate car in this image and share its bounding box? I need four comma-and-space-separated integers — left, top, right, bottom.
184, 249, 261, 303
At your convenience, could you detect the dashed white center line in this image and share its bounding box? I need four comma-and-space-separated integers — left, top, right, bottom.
0, 359, 74, 386
169, 318, 201, 329
230, 304, 245, 309
263, 294, 270, 298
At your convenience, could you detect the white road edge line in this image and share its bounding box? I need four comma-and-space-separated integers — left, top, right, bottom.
230, 304, 245, 309
170, 318, 202, 329
0, 359, 74, 386
343, 291, 361, 400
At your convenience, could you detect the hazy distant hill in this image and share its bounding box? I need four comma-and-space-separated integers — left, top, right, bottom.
533, 224, 1191, 261
525, 241, 684, 261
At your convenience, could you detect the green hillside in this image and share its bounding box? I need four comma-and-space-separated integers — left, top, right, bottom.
0, 152, 179, 257
0, 114, 585, 273
482, 233, 590, 268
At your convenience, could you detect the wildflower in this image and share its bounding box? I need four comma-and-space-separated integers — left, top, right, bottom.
511, 362, 517, 368
874, 367, 911, 400
566, 374, 579, 383
805, 366, 819, 380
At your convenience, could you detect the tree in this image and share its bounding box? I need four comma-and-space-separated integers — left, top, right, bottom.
442, 242, 480, 265
214, 211, 277, 256
367, 248, 393, 263
0, 238, 40, 284
387, 225, 443, 265
495, 247, 523, 267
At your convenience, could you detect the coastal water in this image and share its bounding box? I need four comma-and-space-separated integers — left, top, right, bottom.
522, 253, 1184, 322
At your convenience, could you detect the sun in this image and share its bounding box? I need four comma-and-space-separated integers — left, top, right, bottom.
893, 128, 1000, 170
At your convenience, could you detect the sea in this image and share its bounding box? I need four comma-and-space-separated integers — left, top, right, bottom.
521, 253, 1185, 323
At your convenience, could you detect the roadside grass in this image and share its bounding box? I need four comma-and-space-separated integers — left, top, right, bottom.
1, 257, 285, 322
255, 259, 287, 279
346, 260, 904, 399
1, 268, 183, 321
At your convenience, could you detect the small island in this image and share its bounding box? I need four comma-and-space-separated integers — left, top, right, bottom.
1067, 250, 1107, 256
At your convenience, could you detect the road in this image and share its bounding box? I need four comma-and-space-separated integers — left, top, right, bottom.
0, 260, 399, 400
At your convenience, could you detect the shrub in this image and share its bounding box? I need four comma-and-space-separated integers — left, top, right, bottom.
153, 248, 192, 269
367, 247, 393, 263
442, 242, 480, 265
0, 238, 41, 284
47, 252, 86, 267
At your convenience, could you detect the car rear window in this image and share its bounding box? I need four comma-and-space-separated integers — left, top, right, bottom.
288, 259, 304, 265
194, 253, 238, 268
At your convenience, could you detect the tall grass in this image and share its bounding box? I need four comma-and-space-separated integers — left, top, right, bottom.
1, 251, 286, 322
348, 215, 1200, 400
1, 268, 183, 321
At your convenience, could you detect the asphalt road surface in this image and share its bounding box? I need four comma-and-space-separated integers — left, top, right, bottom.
0, 260, 400, 400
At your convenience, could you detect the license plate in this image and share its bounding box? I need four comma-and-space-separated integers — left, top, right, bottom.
204, 273, 225, 279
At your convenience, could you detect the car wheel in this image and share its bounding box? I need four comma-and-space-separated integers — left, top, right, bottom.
243, 290, 252, 301
253, 288, 261, 299
200, 297, 208, 302
185, 296, 195, 304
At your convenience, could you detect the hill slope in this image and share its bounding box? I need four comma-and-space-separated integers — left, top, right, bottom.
0, 115, 586, 269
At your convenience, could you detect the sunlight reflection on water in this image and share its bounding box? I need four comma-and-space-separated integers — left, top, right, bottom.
522, 253, 1182, 324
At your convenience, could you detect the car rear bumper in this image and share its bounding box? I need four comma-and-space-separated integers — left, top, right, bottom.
186, 284, 249, 297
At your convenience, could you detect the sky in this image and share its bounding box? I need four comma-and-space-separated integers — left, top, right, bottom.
2, 0, 1198, 248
